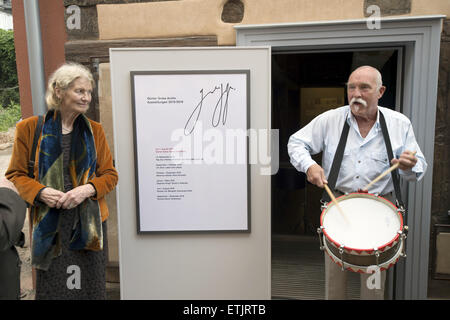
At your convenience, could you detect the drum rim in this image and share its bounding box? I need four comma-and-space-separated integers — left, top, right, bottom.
320, 192, 404, 254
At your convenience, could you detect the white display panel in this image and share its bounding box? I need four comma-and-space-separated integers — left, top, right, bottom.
131, 71, 250, 232
110, 47, 271, 299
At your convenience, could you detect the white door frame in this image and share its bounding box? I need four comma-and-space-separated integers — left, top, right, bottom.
236, 15, 445, 299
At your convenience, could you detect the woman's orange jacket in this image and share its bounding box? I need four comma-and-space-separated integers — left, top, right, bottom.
5, 116, 118, 222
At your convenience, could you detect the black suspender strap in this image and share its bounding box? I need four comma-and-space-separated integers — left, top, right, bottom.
379, 111, 404, 209
28, 115, 43, 179
320, 110, 404, 209
321, 118, 350, 203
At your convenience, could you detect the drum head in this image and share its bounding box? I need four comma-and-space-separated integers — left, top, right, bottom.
321, 193, 402, 251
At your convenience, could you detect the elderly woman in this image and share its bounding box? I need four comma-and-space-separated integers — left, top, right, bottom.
6, 62, 118, 300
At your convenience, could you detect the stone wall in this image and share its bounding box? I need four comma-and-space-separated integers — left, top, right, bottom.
427, 19, 450, 293
432, 19, 450, 224
64, 0, 246, 41
63, 0, 176, 40
363, 0, 411, 16
94, 0, 450, 45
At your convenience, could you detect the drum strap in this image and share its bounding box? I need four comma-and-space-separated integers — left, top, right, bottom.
379, 111, 404, 209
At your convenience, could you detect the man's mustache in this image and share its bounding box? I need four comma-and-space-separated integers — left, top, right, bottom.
350, 97, 368, 107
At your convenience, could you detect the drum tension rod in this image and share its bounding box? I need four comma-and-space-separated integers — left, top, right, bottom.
339, 245, 345, 271
374, 248, 380, 268
396, 201, 406, 216
317, 226, 325, 251
400, 226, 408, 258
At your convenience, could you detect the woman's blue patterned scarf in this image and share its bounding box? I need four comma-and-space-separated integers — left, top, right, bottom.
32, 110, 102, 271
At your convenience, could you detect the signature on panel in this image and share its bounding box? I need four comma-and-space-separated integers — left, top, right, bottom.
184, 83, 236, 136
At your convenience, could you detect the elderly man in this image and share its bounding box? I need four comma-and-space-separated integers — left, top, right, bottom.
0, 176, 27, 299
287, 65, 427, 300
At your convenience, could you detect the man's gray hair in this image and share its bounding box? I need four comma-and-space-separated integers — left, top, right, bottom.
349, 65, 383, 89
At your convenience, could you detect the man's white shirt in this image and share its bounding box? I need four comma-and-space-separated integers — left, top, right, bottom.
287, 105, 427, 195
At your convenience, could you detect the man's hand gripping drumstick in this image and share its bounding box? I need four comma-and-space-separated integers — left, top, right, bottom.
362, 150, 417, 192
307, 164, 351, 225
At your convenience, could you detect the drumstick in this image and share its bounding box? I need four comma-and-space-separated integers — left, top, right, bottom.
324, 184, 351, 224
362, 151, 417, 192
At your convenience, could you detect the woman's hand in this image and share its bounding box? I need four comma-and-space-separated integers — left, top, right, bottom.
39, 187, 66, 208
55, 184, 96, 210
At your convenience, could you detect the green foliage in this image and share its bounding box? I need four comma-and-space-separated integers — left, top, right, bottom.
0, 103, 21, 132
0, 29, 17, 87
0, 86, 19, 107
0, 29, 19, 107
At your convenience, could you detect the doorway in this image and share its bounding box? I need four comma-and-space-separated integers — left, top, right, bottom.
271, 49, 400, 299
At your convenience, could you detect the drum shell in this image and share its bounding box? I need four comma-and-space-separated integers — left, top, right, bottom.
323, 234, 401, 270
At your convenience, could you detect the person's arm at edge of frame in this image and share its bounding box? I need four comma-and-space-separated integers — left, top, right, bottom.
0, 177, 27, 252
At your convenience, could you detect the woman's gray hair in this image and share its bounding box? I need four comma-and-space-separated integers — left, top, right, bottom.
45, 62, 95, 110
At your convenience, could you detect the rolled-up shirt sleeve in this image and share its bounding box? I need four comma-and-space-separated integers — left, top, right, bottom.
397, 123, 427, 181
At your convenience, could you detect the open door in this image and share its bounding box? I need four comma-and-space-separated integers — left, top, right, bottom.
271, 48, 402, 300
